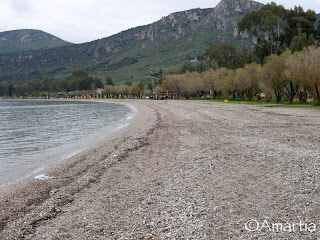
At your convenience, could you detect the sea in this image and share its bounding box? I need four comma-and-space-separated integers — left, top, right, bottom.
0, 100, 136, 190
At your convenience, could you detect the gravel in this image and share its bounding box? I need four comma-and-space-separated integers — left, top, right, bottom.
0, 100, 319, 239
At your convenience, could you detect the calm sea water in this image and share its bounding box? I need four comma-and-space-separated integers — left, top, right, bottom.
0, 100, 135, 190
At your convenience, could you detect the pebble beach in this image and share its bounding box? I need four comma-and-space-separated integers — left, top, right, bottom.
0, 100, 319, 239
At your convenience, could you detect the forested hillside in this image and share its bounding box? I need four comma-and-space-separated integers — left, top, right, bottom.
0, 0, 262, 84
0, 29, 73, 54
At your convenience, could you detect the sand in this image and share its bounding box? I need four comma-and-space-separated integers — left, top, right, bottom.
0, 100, 319, 239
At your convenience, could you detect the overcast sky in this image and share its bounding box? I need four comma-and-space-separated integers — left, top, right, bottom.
0, 0, 319, 44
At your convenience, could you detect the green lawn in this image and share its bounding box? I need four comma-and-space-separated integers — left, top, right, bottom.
183, 97, 320, 109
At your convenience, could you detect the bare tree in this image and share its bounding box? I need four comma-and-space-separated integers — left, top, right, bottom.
285, 46, 320, 105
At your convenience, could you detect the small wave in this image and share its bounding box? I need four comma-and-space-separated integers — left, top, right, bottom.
31, 167, 44, 174
34, 174, 56, 181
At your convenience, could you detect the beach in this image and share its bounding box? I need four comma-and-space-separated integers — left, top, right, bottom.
0, 100, 319, 239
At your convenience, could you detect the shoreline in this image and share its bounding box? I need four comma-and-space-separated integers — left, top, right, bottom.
1, 100, 319, 239
0, 99, 138, 193
0, 100, 159, 239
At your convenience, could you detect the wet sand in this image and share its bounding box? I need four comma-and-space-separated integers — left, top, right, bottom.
0, 100, 319, 239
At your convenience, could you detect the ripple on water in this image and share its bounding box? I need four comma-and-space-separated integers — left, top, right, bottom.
0, 100, 135, 190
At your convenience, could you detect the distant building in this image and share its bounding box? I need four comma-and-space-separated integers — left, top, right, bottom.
96, 88, 104, 93
190, 58, 199, 64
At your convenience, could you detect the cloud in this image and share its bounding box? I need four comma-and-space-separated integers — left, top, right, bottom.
10, 0, 32, 13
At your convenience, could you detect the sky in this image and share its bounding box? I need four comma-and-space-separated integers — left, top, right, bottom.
0, 0, 319, 44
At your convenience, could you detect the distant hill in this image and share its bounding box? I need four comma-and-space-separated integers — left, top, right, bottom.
0, 0, 263, 84
0, 29, 73, 54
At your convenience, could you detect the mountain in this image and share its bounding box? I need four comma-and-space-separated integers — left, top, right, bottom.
0, 29, 73, 54
0, 0, 262, 84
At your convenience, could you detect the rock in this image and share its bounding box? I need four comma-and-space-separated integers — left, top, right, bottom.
49, 189, 59, 196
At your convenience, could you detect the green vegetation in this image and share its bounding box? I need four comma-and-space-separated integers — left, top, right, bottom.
156, 46, 320, 106
203, 44, 246, 70
0, 69, 104, 98
1, 1, 320, 107
0, 2, 257, 85
105, 77, 115, 86
0, 29, 73, 54
238, 3, 319, 62
185, 97, 315, 104
146, 3, 320, 106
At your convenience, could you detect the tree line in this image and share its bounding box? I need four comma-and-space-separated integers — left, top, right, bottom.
0, 69, 104, 98
159, 46, 320, 105
1, 3, 319, 104
155, 3, 320, 105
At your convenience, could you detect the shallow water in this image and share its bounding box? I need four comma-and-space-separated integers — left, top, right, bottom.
0, 100, 135, 189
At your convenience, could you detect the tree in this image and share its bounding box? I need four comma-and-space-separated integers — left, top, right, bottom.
261, 54, 288, 102
161, 71, 203, 96
215, 69, 234, 100
103, 85, 114, 98
0, 82, 10, 97
275, 51, 298, 104
286, 7, 318, 44
117, 85, 129, 98
180, 62, 196, 73
64, 69, 92, 91
27, 79, 42, 92
72, 69, 88, 78
105, 77, 115, 86
183, 72, 204, 94
41, 76, 53, 92
242, 49, 259, 65
201, 68, 229, 99
197, 58, 218, 73
138, 82, 145, 98
233, 68, 248, 100
238, 3, 318, 61
124, 81, 132, 86
201, 69, 217, 100
147, 82, 153, 92
14, 84, 33, 98
203, 44, 246, 69
93, 77, 104, 88
285, 46, 320, 105
158, 69, 164, 86
49, 80, 63, 93
129, 82, 140, 98
290, 30, 315, 53
238, 3, 288, 57
79, 76, 94, 91
234, 63, 261, 101
161, 75, 181, 92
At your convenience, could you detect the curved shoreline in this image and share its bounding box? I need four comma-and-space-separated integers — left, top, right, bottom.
0, 100, 159, 238
1, 99, 319, 239
0, 100, 138, 192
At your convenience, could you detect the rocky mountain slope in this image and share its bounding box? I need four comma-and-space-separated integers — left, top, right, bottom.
0, 29, 73, 54
0, 0, 263, 84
